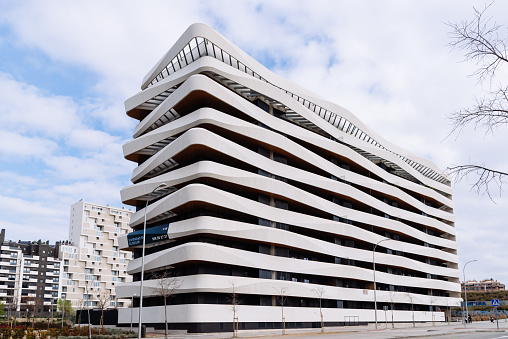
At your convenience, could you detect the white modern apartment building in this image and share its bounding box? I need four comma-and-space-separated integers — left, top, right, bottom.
0, 230, 62, 318
116, 23, 461, 332
0, 231, 22, 316
60, 200, 133, 309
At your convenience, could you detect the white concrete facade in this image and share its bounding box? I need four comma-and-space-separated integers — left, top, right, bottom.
117, 23, 460, 332
61, 200, 133, 309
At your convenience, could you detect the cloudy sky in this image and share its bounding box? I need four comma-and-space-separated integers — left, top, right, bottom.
1, 0, 507, 285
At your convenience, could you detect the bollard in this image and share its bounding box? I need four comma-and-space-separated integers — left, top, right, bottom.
141, 325, 146, 338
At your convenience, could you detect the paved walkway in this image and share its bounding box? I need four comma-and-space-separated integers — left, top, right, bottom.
146, 320, 508, 339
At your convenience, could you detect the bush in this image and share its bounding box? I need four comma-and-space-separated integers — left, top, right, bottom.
0, 326, 12, 339
11, 327, 25, 339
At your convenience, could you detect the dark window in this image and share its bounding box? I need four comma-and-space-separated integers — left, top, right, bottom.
260, 295, 272, 306
274, 199, 288, 210
275, 247, 289, 257
273, 153, 287, 164
275, 222, 288, 230
259, 269, 272, 279
258, 169, 270, 177
255, 99, 270, 113
273, 108, 285, 119
258, 218, 271, 227
258, 194, 270, 205
259, 245, 271, 255
258, 146, 270, 158
277, 271, 290, 280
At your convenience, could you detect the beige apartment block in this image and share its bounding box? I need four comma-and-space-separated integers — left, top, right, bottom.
60, 200, 133, 309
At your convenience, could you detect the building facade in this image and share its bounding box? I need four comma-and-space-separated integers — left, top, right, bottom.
116, 24, 461, 332
0, 229, 62, 318
60, 200, 133, 309
462, 279, 506, 292
0, 229, 22, 318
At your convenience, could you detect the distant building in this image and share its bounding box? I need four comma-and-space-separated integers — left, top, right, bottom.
462, 279, 505, 292
60, 200, 133, 309
0, 229, 62, 318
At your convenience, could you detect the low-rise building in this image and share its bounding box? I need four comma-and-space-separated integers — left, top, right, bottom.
462, 279, 506, 292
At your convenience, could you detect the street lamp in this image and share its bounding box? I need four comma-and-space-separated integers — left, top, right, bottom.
462, 259, 477, 327
61, 295, 66, 327
131, 293, 136, 331
138, 183, 168, 339
373, 238, 390, 330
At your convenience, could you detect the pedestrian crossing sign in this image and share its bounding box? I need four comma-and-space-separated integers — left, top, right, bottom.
492, 299, 500, 307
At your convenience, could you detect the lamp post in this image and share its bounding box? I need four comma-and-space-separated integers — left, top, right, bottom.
462, 259, 477, 327
86, 285, 91, 339
131, 293, 136, 331
373, 238, 390, 330
138, 183, 168, 339
61, 295, 65, 327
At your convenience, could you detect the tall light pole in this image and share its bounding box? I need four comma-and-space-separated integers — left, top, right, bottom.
61, 295, 65, 327
373, 238, 390, 330
131, 293, 136, 331
462, 259, 477, 327
138, 183, 168, 339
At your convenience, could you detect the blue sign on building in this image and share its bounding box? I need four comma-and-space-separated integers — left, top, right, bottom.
127, 224, 169, 247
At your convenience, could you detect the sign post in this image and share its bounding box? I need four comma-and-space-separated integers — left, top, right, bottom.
492, 299, 500, 330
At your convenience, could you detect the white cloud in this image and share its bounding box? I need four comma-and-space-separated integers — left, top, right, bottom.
0, 0, 507, 285
0, 73, 82, 138
0, 130, 57, 159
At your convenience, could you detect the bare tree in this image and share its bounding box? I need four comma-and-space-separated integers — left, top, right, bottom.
83, 282, 92, 339
74, 298, 85, 328
274, 287, 288, 335
447, 2, 508, 197
313, 287, 325, 332
96, 290, 110, 330
445, 298, 451, 325
153, 271, 181, 339
405, 292, 416, 328
388, 292, 396, 328
430, 297, 437, 326
21, 296, 40, 328
226, 283, 241, 338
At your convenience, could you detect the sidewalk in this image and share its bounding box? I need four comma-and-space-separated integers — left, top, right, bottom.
146, 319, 508, 339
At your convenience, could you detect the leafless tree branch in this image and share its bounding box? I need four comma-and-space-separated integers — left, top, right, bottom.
448, 85, 508, 136
446, 2, 508, 196
448, 164, 507, 199
447, 2, 508, 83
153, 271, 181, 339
274, 287, 288, 335
227, 283, 241, 338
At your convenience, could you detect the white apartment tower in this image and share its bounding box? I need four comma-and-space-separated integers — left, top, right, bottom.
116, 24, 461, 332
61, 200, 133, 308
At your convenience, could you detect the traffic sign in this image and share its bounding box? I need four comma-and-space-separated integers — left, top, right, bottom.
492, 299, 500, 307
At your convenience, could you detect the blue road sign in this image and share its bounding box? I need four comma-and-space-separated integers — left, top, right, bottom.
492, 299, 500, 307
